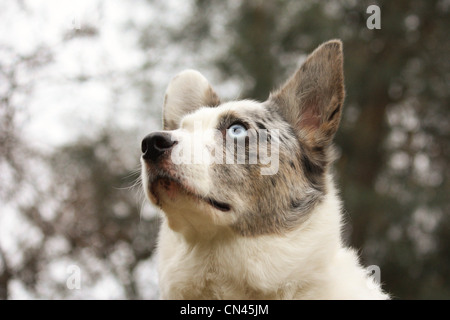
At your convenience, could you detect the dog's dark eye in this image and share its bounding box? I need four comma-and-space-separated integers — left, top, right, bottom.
227, 123, 247, 139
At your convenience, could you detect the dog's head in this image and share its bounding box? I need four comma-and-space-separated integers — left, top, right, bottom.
141, 40, 345, 238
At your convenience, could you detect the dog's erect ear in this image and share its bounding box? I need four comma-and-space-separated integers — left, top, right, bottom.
163, 70, 220, 130
269, 40, 345, 147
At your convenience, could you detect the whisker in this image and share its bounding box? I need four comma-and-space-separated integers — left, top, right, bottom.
113, 165, 143, 191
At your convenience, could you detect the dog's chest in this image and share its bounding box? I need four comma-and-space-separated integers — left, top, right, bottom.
159, 246, 238, 299
158, 237, 284, 299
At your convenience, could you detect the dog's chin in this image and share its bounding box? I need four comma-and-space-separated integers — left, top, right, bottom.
148, 177, 231, 213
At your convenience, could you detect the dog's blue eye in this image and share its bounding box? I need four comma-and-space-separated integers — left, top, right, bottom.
228, 123, 247, 139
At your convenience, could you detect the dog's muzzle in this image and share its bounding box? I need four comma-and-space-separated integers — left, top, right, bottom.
141, 131, 177, 162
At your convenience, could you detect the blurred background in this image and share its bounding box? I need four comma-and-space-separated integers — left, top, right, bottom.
0, 0, 449, 299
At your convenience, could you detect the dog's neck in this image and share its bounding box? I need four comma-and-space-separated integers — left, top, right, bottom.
157, 175, 348, 299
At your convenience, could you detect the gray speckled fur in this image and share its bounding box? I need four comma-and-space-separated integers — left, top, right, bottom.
151, 40, 345, 236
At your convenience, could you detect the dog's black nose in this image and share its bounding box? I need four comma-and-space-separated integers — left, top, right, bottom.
141, 132, 176, 161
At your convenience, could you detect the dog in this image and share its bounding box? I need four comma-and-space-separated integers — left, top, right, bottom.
140, 40, 389, 299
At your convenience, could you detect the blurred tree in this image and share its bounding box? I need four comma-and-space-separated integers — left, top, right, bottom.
21, 131, 159, 298
0, 46, 53, 299
0, 2, 160, 299
1, 122, 158, 298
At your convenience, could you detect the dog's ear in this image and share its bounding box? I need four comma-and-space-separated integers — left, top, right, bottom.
269, 40, 345, 147
163, 70, 220, 130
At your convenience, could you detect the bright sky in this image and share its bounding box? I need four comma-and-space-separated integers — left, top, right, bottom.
1, 0, 151, 149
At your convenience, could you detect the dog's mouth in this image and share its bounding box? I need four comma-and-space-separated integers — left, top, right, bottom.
149, 176, 231, 212
206, 198, 231, 212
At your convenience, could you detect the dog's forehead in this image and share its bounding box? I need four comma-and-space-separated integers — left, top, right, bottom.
180, 100, 264, 130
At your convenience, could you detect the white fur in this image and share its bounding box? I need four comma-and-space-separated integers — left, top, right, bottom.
163, 100, 268, 205
156, 175, 389, 300
147, 65, 390, 300
164, 70, 218, 129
